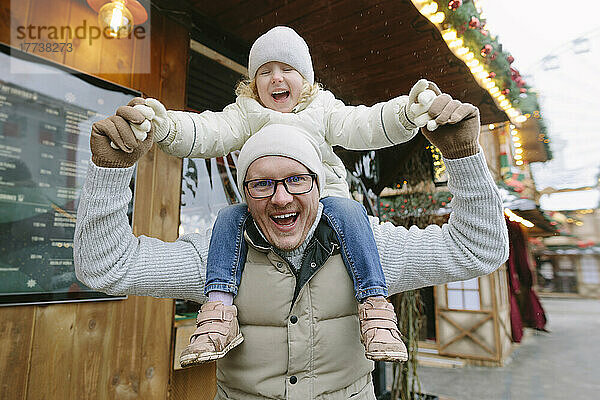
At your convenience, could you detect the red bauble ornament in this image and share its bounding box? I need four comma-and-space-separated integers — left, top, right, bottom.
517, 79, 526, 87
469, 16, 480, 29
501, 88, 510, 95
480, 29, 488, 36
488, 71, 496, 79
520, 88, 527, 93
448, 0, 462, 10
480, 44, 493, 57
507, 55, 515, 64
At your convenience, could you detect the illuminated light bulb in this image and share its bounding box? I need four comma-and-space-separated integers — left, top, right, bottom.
511, 130, 518, 135
477, 71, 488, 79
464, 52, 475, 61
510, 124, 515, 129
492, 91, 501, 97
500, 100, 509, 107
98, 0, 134, 38
470, 65, 484, 73
515, 115, 527, 123
514, 142, 522, 147
486, 81, 495, 89
516, 160, 523, 165
511, 136, 520, 141
497, 95, 506, 102
421, 2, 438, 15
466, 59, 479, 67
507, 108, 518, 117
514, 154, 522, 160
449, 38, 464, 48
442, 30, 457, 41
430, 12, 445, 23
489, 87, 500, 94
488, 124, 495, 130
515, 148, 523, 154
456, 47, 469, 56
503, 208, 534, 227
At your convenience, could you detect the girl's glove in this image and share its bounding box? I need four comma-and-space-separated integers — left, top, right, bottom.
128, 98, 172, 143
110, 97, 172, 147
398, 79, 440, 129
421, 94, 480, 159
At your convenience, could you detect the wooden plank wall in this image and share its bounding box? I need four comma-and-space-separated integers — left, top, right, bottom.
0, 1, 216, 399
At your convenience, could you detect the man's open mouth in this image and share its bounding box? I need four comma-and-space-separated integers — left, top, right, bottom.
271, 212, 299, 226
271, 90, 290, 102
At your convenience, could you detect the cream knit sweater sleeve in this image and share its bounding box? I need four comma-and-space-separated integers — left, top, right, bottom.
73, 149, 507, 303
371, 149, 509, 295
73, 164, 209, 303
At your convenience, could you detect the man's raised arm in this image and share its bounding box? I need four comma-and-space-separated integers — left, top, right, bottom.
73, 108, 208, 303
374, 95, 509, 294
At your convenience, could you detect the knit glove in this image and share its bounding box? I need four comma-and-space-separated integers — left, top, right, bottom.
106, 98, 153, 150
398, 79, 441, 129
421, 94, 480, 159
90, 107, 153, 168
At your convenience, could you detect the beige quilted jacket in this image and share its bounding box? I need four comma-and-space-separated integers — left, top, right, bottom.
215, 240, 375, 399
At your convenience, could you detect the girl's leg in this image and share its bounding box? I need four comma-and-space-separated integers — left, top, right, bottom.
181, 203, 250, 368
321, 196, 407, 363
204, 203, 251, 296
320, 196, 388, 302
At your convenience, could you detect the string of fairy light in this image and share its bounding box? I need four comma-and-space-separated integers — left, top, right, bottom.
507, 123, 524, 166
412, 0, 529, 125
504, 208, 534, 228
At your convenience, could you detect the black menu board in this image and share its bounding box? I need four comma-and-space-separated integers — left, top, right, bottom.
0, 44, 139, 305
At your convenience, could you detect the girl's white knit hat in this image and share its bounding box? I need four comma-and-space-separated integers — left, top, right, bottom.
248, 26, 314, 84
236, 124, 325, 201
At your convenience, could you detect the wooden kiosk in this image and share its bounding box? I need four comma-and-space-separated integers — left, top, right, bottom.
0, 1, 203, 398
418, 267, 513, 367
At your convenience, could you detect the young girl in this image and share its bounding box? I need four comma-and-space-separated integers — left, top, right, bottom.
123, 26, 440, 367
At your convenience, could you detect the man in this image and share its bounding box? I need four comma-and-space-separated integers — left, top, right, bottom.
74, 94, 508, 400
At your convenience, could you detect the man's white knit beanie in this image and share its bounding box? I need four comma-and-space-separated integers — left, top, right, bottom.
248, 26, 314, 84
236, 124, 325, 201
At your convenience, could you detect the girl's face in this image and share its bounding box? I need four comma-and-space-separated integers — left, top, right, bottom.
255, 61, 304, 113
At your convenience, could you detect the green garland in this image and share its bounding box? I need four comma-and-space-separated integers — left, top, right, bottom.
433, 0, 552, 159
380, 191, 453, 222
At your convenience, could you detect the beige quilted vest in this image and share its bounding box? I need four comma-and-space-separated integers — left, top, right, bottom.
214, 245, 375, 400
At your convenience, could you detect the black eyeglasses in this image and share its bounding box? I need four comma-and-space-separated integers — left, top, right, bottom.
244, 173, 317, 199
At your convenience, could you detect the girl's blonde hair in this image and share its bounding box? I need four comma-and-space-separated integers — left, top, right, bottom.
235, 78, 321, 109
